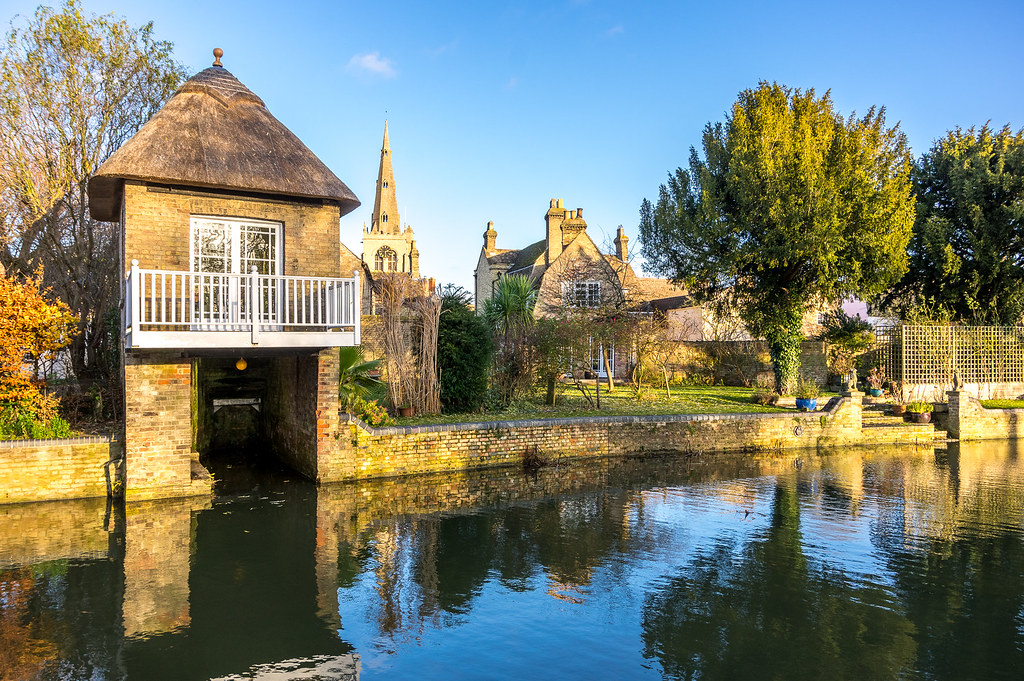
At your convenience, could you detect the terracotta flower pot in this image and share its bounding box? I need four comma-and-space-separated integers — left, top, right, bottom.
399, 406, 414, 417
891, 404, 907, 416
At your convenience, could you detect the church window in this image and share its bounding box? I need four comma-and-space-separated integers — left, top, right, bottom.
382, 180, 388, 188
382, 213, 388, 223
375, 246, 398, 272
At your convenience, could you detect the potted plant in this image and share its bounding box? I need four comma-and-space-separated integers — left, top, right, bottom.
793, 377, 821, 412
866, 366, 885, 397
905, 401, 933, 423
399, 404, 415, 418
888, 379, 907, 416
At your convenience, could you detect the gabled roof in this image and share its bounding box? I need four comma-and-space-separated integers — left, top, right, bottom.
88, 59, 360, 221
507, 239, 547, 276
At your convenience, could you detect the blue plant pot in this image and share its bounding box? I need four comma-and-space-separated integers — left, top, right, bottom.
795, 397, 818, 411
869, 388, 883, 397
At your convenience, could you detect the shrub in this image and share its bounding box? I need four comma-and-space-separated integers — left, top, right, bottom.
793, 377, 822, 399
438, 286, 492, 413
0, 404, 73, 439
751, 388, 780, 406
906, 401, 933, 413
352, 398, 394, 428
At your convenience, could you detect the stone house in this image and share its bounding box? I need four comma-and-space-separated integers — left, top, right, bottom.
88, 50, 363, 501
474, 198, 831, 380
474, 198, 689, 378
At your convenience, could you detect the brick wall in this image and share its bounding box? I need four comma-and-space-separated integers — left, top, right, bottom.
122, 182, 344, 277
947, 390, 1024, 440
667, 340, 828, 387
265, 349, 340, 480
124, 353, 209, 500
318, 394, 870, 483
0, 437, 117, 504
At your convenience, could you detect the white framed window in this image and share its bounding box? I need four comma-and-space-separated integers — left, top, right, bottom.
189, 216, 282, 326
563, 280, 601, 308
191, 216, 281, 276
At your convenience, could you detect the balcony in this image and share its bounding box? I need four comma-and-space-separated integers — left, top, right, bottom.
125, 261, 361, 350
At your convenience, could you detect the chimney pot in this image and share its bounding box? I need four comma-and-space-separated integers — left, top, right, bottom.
557, 199, 563, 209
576, 208, 583, 219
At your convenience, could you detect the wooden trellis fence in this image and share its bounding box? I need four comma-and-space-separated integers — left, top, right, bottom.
863, 325, 1024, 385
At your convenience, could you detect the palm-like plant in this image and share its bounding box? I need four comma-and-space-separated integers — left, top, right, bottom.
483, 274, 538, 404
339, 346, 383, 412
484, 274, 537, 335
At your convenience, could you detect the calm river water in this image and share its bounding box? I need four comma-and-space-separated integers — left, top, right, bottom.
2, 442, 1023, 680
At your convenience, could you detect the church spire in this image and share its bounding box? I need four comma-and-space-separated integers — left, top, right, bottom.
370, 121, 400, 235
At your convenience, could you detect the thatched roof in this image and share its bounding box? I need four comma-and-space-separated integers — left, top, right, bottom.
88, 62, 359, 221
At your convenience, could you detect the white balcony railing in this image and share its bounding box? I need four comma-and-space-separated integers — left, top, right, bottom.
125, 260, 361, 349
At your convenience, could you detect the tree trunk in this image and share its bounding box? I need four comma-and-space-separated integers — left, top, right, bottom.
545, 377, 556, 406
603, 347, 614, 391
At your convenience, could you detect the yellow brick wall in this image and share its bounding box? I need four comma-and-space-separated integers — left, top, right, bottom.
313, 394, 936, 484
123, 182, 344, 277
0, 438, 116, 504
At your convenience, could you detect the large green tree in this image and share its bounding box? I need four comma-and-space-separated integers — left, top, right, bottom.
0, 0, 185, 383
881, 125, 1024, 323
639, 82, 915, 391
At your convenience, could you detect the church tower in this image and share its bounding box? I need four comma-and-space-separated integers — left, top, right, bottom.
362, 121, 419, 278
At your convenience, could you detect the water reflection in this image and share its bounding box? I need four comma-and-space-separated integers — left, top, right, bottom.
1, 442, 1023, 679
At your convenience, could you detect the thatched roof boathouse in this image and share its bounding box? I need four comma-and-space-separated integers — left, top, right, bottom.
89, 49, 364, 501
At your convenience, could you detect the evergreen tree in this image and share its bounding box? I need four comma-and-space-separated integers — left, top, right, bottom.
437, 285, 491, 413
639, 82, 914, 391
882, 124, 1024, 323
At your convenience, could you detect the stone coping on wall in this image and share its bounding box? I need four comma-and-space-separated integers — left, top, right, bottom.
0, 434, 115, 448
341, 396, 846, 436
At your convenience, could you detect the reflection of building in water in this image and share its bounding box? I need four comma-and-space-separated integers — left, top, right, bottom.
209, 654, 360, 681
0, 498, 110, 568
122, 497, 210, 638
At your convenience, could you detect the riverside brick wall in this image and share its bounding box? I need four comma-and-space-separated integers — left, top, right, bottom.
0, 437, 117, 504
319, 393, 875, 483
947, 390, 1024, 440
124, 353, 209, 501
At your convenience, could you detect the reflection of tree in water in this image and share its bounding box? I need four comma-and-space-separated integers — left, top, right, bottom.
0, 560, 124, 681
344, 488, 656, 643
640, 477, 916, 680
878, 445, 1024, 680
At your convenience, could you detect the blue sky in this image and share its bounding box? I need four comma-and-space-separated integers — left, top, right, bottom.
3, 0, 1022, 292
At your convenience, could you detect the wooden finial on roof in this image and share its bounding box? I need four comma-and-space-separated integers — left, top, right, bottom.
213, 48, 223, 67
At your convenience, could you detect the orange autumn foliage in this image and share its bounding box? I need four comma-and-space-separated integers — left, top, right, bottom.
0, 272, 78, 420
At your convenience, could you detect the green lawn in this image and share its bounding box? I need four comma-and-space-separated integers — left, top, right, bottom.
979, 399, 1024, 410
391, 384, 817, 426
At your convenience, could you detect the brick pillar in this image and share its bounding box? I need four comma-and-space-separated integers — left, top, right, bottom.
839, 389, 864, 433
124, 353, 205, 500
314, 347, 341, 482
946, 390, 964, 439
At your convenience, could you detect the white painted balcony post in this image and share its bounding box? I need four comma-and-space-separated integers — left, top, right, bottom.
353, 269, 361, 345
250, 266, 259, 345
128, 260, 141, 348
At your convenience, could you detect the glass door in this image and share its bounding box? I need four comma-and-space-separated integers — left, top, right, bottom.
191, 217, 281, 328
